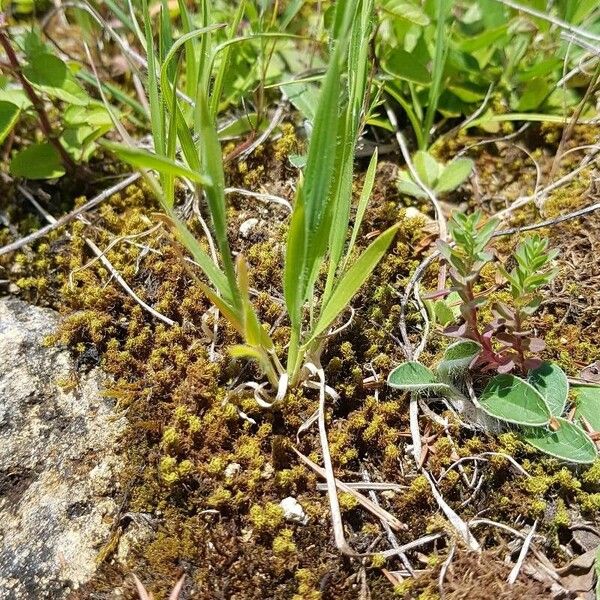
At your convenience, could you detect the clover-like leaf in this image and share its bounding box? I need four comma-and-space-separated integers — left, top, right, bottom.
479, 374, 551, 426
438, 340, 481, 374
387, 361, 453, 394
528, 362, 568, 417
522, 418, 598, 464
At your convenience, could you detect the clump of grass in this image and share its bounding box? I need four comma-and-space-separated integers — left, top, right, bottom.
103, 0, 397, 397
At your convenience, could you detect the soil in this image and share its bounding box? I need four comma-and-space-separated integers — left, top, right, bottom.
1, 118, 600, 600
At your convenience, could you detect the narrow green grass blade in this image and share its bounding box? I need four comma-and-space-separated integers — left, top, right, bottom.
210, 0, 246, 117
341, 148, 377, 272
176, 0, 198, 99
325, 0, 372, 289
422, 0, 450, 148
194, 87, 240, 310
168, 216, 232, 303
197, 0, 212, 93
142, 0, 164, 157
100, 141, 211, 185
283, 184, 306, 331
308, 222, 399, 342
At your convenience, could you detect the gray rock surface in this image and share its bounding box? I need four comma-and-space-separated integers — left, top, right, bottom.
0, 298, 126, 599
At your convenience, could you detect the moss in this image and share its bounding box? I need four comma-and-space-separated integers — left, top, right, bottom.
582, 459, 600, 486
272, 529, 297, 557
249, 501, 285, 534
293, 568, 322, 600
552, 499, 570, 528
371, 553, 387, 568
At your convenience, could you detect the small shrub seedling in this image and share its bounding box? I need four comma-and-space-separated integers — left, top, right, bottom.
388, 212, 600, 463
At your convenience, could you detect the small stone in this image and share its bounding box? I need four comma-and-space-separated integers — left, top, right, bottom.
279, 496, 308, 525
239, 218, 259, 238
224, 462, 242, 478
261, 463, 275, 479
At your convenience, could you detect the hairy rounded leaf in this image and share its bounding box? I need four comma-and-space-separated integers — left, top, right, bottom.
528, 362, 568, 417
434, 158, 474, 194
413, 150, 441, 188
573, 384, 600, 432
438, 340, 481, 374
479, 374, 551, 426
387, 361, 452, 393
522, 418, 598, 464
10, 143, 65, 179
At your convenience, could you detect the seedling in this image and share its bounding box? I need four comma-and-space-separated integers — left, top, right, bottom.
103, 0, 396, 397
397, 150, 474, 198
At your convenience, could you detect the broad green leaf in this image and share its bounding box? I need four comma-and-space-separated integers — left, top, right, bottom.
522, 418, 598, 464
516, 77, 551, 112
10, 143, 65, 179
528, 362, 568, 417
100, 141, 211, 185
388, 361, 453, 393
309, 223, 399, 341
457, 23, 509, 52
22, 54, 89, 106
0, 101, 20, 144
438, 340, 481, 374
430, 291, 461, 326
573, 385, 600, 432
0, 88, 31, 110
479, 374, 551, 426
382, 1, 430, 25
382, 48, 430, 85
63, 103, 113, 127
434, 158, 474, 193
413, 150, 440, 188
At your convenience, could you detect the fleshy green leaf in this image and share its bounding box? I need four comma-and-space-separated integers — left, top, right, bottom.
479, 374, 551, 426
438, 340, 481, 374
388, 361, 453, 393
573, 384, 600, 432
0, 100, 20, 144
10, 143, 65, 179
522, 418, 598, 464
528, 362, 568, 417
434, 158, 474, 194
